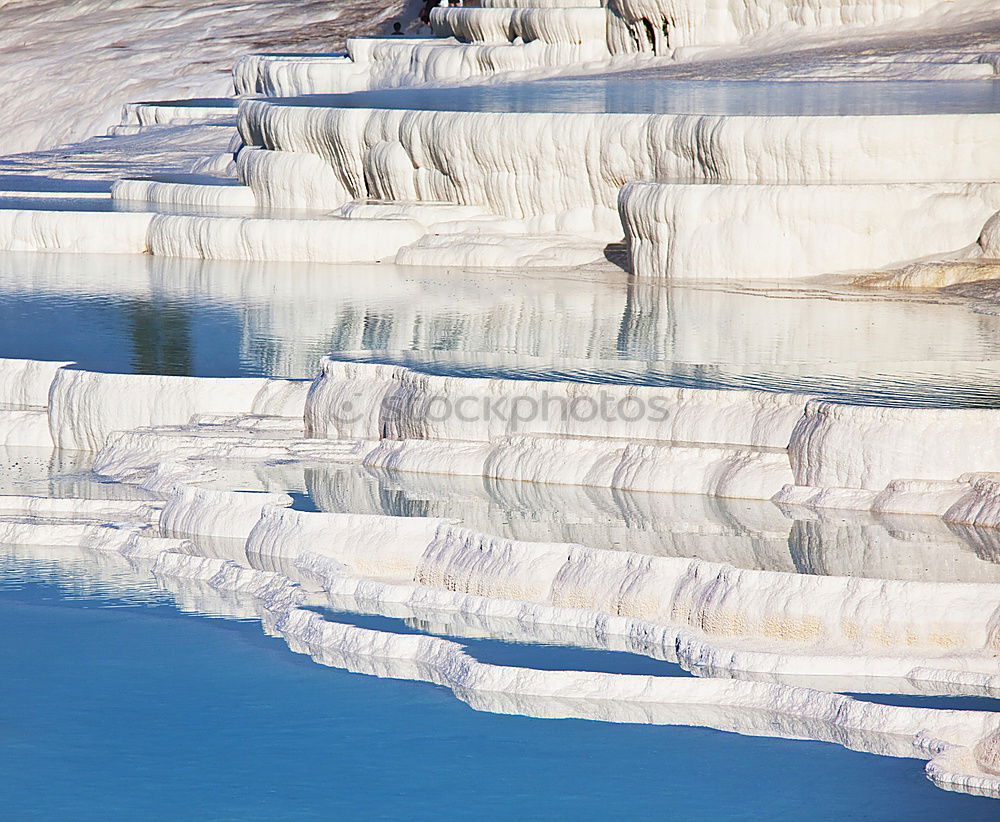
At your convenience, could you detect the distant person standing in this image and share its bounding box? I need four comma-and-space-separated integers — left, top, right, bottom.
391, 21, 404, 35
419, 0, 436, 24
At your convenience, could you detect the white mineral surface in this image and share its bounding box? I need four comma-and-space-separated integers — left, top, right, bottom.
1, 0, 999, 801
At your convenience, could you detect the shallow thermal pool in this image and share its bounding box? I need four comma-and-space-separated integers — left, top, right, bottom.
4, 431, 998, 628
5, 443, 999, 587
185, 455, 1000, 584
2, 549, 999, 821
4, 250, 1000, 406
278, 78, 1000, 116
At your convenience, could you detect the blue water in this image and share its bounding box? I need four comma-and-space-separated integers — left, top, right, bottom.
0, 286, 248, 377
279, 78, 1000, 116
847, 692, 1000, 712
0, 174, 109, 194
311, 607, 692, 677
0, 196, 303, 216
331, 351, 1000, 409
262, 462, 1000, 583
2, 563, 998, 820
4, 250, 1000, 406
139, 97, 236, 108
126, 172, 245, 186
315, 611, 1000, 702
286, 490, 321, 511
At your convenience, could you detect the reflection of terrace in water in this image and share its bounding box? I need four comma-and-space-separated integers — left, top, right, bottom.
183, 457, 1000, 585
4, 251, 1000, 406
2, 0, 1000, 814
277, 78, 1000, 116
4, 547, 998, 819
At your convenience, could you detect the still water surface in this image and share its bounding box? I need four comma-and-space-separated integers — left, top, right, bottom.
2, 554, 998, 821
279, 78, 1000, 116
3, 251, 1000, 406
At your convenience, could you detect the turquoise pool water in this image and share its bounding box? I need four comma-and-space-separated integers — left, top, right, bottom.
280, 78, 1000, 116
314, 608, 1000, 711
4, 250, 1000, 406
2, 553, 998, 821
309, 608, 694, 677
6, 443, 999, 589
201, 458, 1000, 584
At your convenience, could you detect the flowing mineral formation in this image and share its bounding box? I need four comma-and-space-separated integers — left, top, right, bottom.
1, 0, 1000, 802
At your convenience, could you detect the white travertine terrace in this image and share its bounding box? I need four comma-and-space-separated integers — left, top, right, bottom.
45, 366, 305, 452
231, 0, 958, 97
145, 213, 425, 263
111, 178, 257, 210
2, 345, 1000, 794
0, 3, 995, 277
289, 465, 1000, 584
429, 7, 610, 47
8, 101, 988, 275
230, 101, 1000, 273
304, 360, 807, 446
789, 402, 1000, 490
0, 408, 50, 448
853, 206, 1000, 285
238, 104, 1000, 216
606, 0, 944, 54
302, 358, 1000, 509
232, 54, 368, 98
482, 0, 604, 7
2, 0, 1000, 802
981, 210, 1000, 257
235, 147, 351, 210
3, 485, 1000, 796
7, 353, 1000, 527
119, 102, 235, 128
236, 503, 1000, 659
0, 209, 153, 255
0, 358, 70, 409
232, 34, 610, 97
219, 0, 1000, 277
0, 204, 428, 264
159, 484, 294, 540
620, 182, 1000, 280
